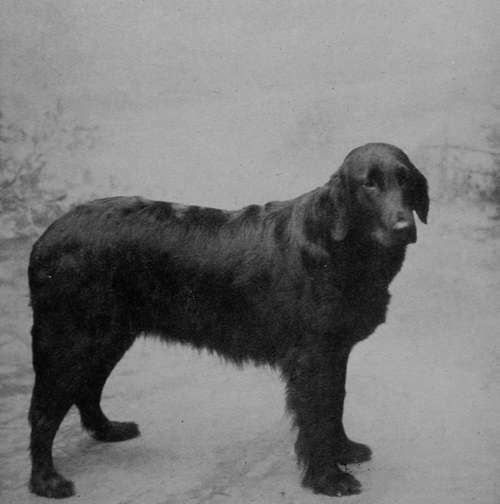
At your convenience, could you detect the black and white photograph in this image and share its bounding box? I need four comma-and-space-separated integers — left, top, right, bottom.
1, 1, 499, 503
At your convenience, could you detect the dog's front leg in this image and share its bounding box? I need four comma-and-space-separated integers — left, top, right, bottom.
282, 341, 362, 496
326, 342, 372, 465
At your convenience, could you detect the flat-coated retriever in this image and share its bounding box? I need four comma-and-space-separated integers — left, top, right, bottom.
28, 143, 429, 498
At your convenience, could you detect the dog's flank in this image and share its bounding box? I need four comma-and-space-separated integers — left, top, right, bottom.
28, 143, 428, 498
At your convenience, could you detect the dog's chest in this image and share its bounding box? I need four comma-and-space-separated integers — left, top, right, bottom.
343, 250, 404, 334
305, 247, 405, 339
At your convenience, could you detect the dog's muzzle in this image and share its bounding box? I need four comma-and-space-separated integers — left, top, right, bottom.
392, 220, 417, 244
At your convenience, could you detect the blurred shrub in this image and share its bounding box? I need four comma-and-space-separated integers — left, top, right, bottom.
0, 100, 97, 239
416, 114, 500, 205
484, 114, 500, 205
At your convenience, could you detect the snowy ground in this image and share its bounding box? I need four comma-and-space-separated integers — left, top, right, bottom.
1, 201, 499, 504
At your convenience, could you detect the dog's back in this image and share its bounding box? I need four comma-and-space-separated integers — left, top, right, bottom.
29, 196, 301, 365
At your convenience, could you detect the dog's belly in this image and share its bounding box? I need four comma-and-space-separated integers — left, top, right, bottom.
147, 280, 290, 365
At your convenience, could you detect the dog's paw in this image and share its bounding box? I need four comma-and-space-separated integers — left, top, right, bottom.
303, 467, 362, 497
93, 420, 140, 442
30, 470, 75, 498
333, 439, 372, 464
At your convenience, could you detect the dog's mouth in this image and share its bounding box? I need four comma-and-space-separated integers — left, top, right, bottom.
372, 226, 417, 247
393, 225, 417, 245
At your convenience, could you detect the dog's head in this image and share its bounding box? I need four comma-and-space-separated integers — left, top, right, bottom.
327, 143, 429, 247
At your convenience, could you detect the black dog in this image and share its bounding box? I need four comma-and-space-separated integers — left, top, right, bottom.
28, 143, 428, 498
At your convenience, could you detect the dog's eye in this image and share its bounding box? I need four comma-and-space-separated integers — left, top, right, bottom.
396, 170, 408, 186
364, 168, 383, 190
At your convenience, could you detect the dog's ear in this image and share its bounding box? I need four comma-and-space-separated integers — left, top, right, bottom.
328, 170, 350, 241
408, 164, 429, 224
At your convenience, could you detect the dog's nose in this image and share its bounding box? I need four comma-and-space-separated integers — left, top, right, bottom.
393, 221, 410, 231
392, 220, 416, 243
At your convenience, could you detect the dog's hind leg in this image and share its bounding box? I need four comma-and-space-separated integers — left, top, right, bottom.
29, 375, 75, 498
29, 322, 81, 498
75, 334, 139, 443
29, 311, 138, 497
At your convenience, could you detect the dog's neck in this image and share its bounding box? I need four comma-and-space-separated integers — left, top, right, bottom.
341, 233, 407, 287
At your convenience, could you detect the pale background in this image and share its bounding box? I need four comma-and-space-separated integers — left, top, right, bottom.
1, 2, 499, 503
